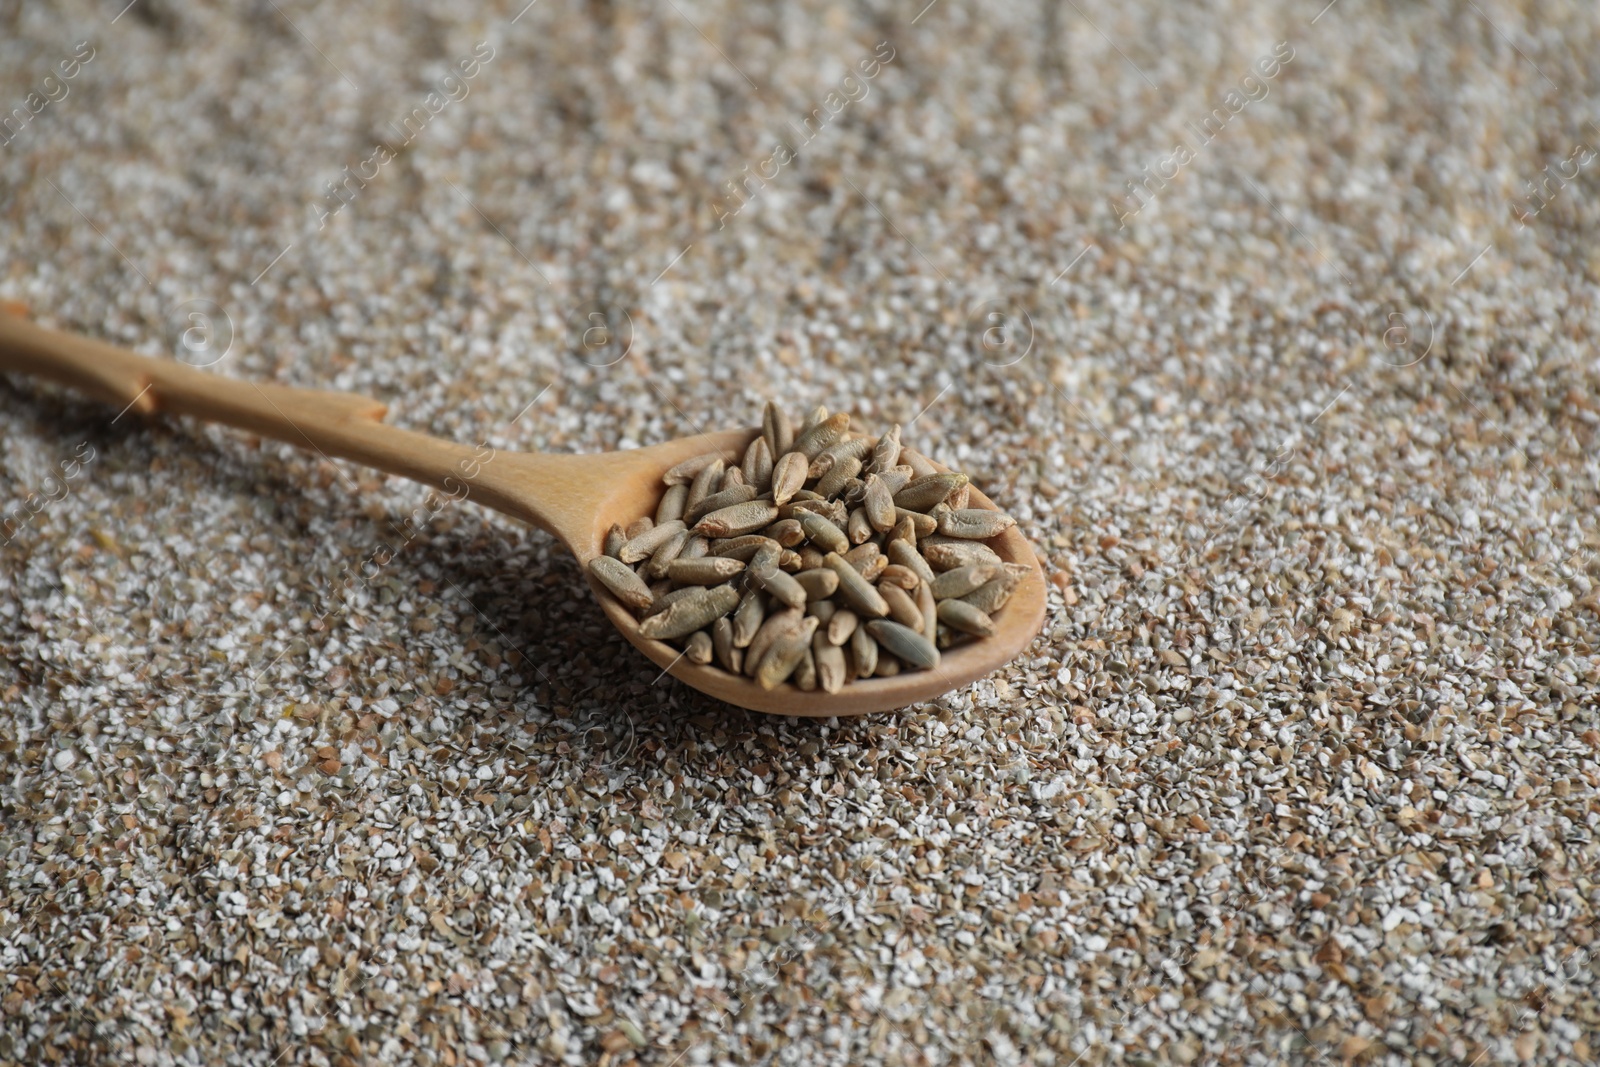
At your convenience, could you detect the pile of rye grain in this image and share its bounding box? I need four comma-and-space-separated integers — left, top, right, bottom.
588, 403, 1027, 690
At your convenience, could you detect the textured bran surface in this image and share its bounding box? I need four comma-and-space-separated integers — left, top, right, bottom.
3, 0, 1600, 1064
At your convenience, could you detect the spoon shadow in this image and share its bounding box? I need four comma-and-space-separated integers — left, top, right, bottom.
0, 384, 861, 799
420, 530, 818, 773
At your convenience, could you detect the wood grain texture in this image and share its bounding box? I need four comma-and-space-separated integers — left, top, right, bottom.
0, 311, 1047, 715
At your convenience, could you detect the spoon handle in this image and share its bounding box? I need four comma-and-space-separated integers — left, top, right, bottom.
0, 311, 536, 519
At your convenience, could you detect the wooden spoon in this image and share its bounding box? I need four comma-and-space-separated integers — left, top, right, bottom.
0, 311, 1047, 715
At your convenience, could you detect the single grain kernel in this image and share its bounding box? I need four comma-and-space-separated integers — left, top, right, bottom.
867, 424, 901, 473
643, 528, 691, 579
639, 584, 740, 640
863, 473, 897, 532
694, 501, 780, 538
656, 482, 688, 524
764, 518, 804, 547
865, 619, 940, 669
813, 635, 847, 693
917, 579, 938, 640
798, 512, 849, 555
741, 435, 773, 492
847, 506, 873, 546
827, 608, 859, 646
604, 523, 627, 559
731, 589, 765, 648
929, 563, 1001, 600
667, 557, 745, 586
762, 401, 794, 456
712, 617, 738, 671
825, 551, 888, 618
793, 568, 840, 600
769, 451, 809, 505
755, 617, 818, 690
685, 630, 714, 663
798, 404, 827, 436
662, 450, 727, 486
751, 565, 806, 609
644, 584, 701, 619
792, 646, 818, 691
850, 625, 878, 677
894, 472, 969, 512
744, 606, 802, 676
922, 540, 1003, 570
880, 583, 923, 629
711, 534, 780, 561
894, 508, 939, 538
588, 556, 655, 611
748, 541, 782, 577
791, 412, 850, 459
962, 573, 1022, 615
619, 519, 686, 564
935, 507, 1016, 539
878, 563, 920, 589
898, 447, 938, 477
938, 598, 996, 636
879, 466, 915, 495
886, 539, 936, 584
686, 484, 758, 526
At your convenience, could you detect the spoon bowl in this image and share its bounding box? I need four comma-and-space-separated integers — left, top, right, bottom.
566, 430, 1047, 716
0, 311, 1047, 715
